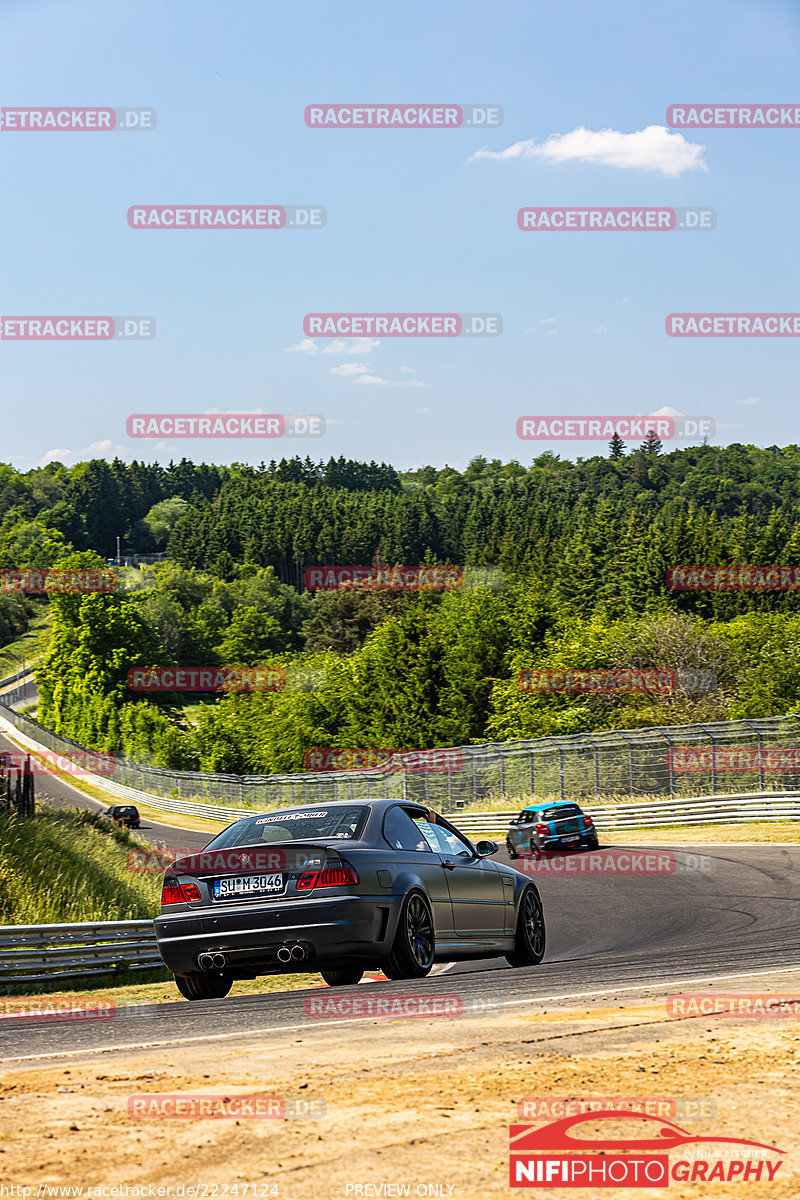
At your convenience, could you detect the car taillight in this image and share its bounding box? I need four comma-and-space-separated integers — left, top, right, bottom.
161, 876, 202, 905
584, 816, 594, 827
296, 864, 359, 891
535, 823, 548, 835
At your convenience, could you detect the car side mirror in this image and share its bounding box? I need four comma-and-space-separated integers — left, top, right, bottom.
475, 840, 498, 857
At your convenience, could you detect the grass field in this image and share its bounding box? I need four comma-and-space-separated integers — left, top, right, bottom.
0, 603, 50, 678
0, 806, 161, 924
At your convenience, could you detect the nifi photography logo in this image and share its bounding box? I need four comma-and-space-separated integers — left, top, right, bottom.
509, 1111, 784, 1187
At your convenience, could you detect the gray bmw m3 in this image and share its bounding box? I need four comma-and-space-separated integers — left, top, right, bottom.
154, 798, 546, 1000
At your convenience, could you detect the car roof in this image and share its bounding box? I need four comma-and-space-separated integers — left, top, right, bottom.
523, 800, 578, 810
244, 797, 429, 818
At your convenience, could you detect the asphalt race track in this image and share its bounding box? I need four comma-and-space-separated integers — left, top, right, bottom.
5, 726, 800, 1064
3, 838, 800, 1063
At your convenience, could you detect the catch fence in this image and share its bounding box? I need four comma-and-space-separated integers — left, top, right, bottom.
0, 701, 798, 815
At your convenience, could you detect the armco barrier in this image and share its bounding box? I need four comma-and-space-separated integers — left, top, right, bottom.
0, 920, 161, 986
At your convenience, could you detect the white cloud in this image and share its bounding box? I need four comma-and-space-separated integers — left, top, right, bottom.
285, 338, 318, 355
648, 406, 685, 419
541, 317, 556, 325
470, 125, 707, 177
39, 438, 128, 467
590, 325, 607, 335
353, 373, 424, 387
400, 366, 419, 373
286, 337, 380, 356
735, 395, 765, 406
39, 448, 72, 467
328, 362, 371, 376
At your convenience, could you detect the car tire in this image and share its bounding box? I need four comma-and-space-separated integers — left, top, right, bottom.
382, 891, 435, 980
320, 967, 364, 987
174, 971, 233, 1001
584, 833, 599, 850
505, 885, 546, 967
506, 839, 518, 859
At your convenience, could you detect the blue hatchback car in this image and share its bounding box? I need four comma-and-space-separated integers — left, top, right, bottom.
506, 801, 598, 858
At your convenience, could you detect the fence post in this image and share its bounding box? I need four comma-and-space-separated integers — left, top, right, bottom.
499, 746, 506, 798
619, 732, 635, 796
528, 748, 535, 797
743, 719, 766, 790
698, 725, 717, 795
584, 734, 600, 799
472, 751, 479, 806
663, 730, 675, 799
557, 743, 565, 800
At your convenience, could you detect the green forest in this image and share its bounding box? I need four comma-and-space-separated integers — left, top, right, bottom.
3, 440, 800, 774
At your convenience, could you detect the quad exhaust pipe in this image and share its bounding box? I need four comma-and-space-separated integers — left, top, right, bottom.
198, 951, 227, 971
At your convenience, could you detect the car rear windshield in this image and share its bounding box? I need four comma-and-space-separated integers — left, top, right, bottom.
206, 806, 370, 847
541, 804, 581, 821
114, 807, 137, 816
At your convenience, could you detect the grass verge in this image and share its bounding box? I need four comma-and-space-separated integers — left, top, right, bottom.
0, 807, 160, 924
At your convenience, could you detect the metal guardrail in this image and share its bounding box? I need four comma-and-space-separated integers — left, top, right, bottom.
0, 919, 160, 986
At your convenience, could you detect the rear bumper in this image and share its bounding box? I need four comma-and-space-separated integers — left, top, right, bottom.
154, 893, 398, 977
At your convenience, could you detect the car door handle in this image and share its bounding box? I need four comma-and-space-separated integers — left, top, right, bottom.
442, 859, 455, 870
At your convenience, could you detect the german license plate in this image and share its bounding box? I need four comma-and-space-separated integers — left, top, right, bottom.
213, 873, 284, 899
562, 835, 580, 844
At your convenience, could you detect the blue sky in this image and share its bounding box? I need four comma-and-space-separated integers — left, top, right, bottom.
1, 0, 798, 471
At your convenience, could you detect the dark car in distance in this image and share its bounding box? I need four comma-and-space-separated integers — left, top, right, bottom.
106, 804, 141, 829
154, 798, 546, 1000
506, 801, 598, 858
